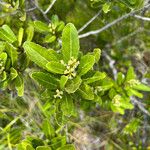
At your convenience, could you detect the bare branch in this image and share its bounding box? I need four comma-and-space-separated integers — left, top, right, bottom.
79, 4, 150, 39
44, 0, 57, 14
103, 51, 117, 80
131, 96, 150, 116
31, 0, 50, 22
78, 9, 102, 33
134, 14, 150, 21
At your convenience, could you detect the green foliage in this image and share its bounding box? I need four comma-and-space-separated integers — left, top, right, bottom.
0, 0, 150, 149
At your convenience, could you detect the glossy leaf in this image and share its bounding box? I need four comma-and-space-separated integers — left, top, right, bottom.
46, 61, 66, 74
84, 72, 106, 84
62, 23, 79, 62
0, 25, 17, 43
133, 84, 150, 92
10, 67, 18, 80
65, 76, 82, 93
78, 54, 95, 76
31, 72, 59, 89
60, 75, 68, 89
33, 21, 50, 32
23, 41, 52, 69
78, 84, 94, 100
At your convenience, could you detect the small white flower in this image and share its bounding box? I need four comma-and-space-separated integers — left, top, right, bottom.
54, 89, 63, 99
112, 95, 121, 107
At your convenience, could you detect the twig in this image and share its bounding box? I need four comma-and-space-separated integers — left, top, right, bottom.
103, 51, 117, 80
44, 0, 57, 14
79, 4, 150, 38
78, 9, 102, 33
131, 96, 150, 116
31, 0, 50, 22
133, 14, 150, 21
26, 7, 36, 12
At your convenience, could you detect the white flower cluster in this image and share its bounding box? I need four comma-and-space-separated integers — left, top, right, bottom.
112, 94, 121, 107
61, 57, 80, 79
94, 86, 103, 94
54, 89, 63, 99
127, 79, 140, 87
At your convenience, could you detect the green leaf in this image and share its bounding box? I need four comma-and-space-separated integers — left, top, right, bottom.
23, 41, 53, 69
46, 61, 66, 74
51, 136, 66, 150
117, 72, 125, 85
133, 84, 150, 92
0, 52, 7, 64
18, 27, 24, 46
31, 72, 59, 89
26, 26, 34, 41
126, 67, 136, 82
61, 95, 75, 116
42, 119, 55, 138
65, 76, 82, 93
33, 21, 50, 32
5, 42, 18, 67
36, 146, 52, 150
10, 67, 18, 80
0, 41, 6, 53
93, 48, 101, 63
78, 83, 94, 100
26, 145, 34, 150
60, 75, 68, 89
62, 23, 79, 63
78, 54, 95, 76
57, 144, 75, 150
44, 35, 56, 43
0, 25, 17, 43
15, 74, 24, 96
128, 89, 143, 98
102, 2, 111, 13
84, 72, 106, 84
47, 49, 62, 61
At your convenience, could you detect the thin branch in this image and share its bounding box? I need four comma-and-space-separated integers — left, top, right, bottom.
103, 51, 117, 80
31, 0, 50, 22
78, 9, 102, 33
79, 4, 150, 39
44, 0, 57, 14
131, 96, 150, 116
134, 14, 150, 21
26, 7, 36, 12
